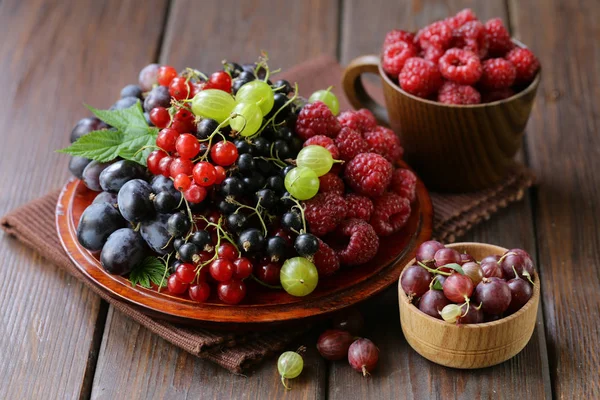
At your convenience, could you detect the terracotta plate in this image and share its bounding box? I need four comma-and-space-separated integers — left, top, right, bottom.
56, 162, 432, 328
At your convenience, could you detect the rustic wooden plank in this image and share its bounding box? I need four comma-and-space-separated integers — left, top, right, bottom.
333, 1, 552, 398
0, 0, 168, 399
509, 0, 600, 397
91, 1, 338, 398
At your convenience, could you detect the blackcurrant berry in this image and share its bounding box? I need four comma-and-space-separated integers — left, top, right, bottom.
167, 212, 191, 237
289, 137, 303, 155
294, 233, 319, 257
273, 140, 292, 159
281, 165, 294, 178
268, 93, 290, 122
153, 191, 180, 213
190, 230, 212, 251
237, 153, 255, 175
173, 237, 186, 251
266, 236, 288, 262
282, 211, 302, 232
242, 172, 265, 193
234, 139, 253, 155
255, 189, 278, 210
218, 199, 237, 215
221, 176, 244, 197
266, 175, 285, 193
281, 192, 296, 208
253, 137, 271, 156
238, 228, 265, 254
276, 127, 294, 142
223, 61, 244, 78
273, 79, 292, 95
237, 71, 256, 81
196, 118, 219, 140
226, 213, 248, 233
255, 158, 273, 176
178, 242, 199, 263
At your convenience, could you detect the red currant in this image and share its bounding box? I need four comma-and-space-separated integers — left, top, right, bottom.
213, 165, 227, 184
217, 243, 238, 261
188, 282, 211, 302
175, 263, 196, 284
149, 107, 170, 128
190, 82, 203, 97
218, 280, 246, 305
198, 251, 213, 264
156, 128, 180, 152
157, 65, 178, 86
210, 141, 238, 166
192, 161, 217, 186
208, 71, 232, 92
169, 77, 191, 100
175, 134, 200, 159
184, 184, 207, 204
158, 156, 174, 177
256, 259, 281, 285
147, 150, 168, 175
169, 157, 193, 178
167, 274, 188, 294
209, 258, 234, 282
233, 257, 253, 280
173, 173, 192, 191
174, 108, 193, 121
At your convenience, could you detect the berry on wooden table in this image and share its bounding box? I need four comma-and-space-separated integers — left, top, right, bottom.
399, 58, 443, 98
344, 153, 393, 197
295, 101, 341, 140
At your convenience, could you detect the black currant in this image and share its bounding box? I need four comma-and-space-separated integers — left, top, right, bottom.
273, 79, 292, 95
289, 137, 303, 155
255, 189, 278, 210
243, 172, 265, 193
277, 127, 294, 142
266, 236, 288, 262
226, 213, 248, 233
218, 199, 237, 215
153, 191, 180, 213
223, 61, 243, 78
238, 228, 265, 254
178, 242, 199, 263
255, 158, 273, 176
237, 153, 255, 175
281, 165, 295, 178
273, 140, 292, 159
238, 71, 256, 81
268, 93, 290, 122
253, 137, 271, 156
167, 212, 191, 237
266, 175, 285, 193
234, 138, 253, 155
196, 118, 219, 140
282, 211, 303, 232
295, 233, 319, 257
281, 192, 296, 208
190, 230, 213, 251
173, 237, 186, 251
221, 176, 244, 197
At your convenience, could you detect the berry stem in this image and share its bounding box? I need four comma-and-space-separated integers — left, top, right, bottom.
250, 274, 283, 289
252, 83, 299, 138
417, 261, 451, 276
283, 195, 308, 233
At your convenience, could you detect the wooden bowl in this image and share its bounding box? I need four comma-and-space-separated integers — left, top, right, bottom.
398, 242, 540, 368
342, 40, 541, 192
56, 160, 433, 330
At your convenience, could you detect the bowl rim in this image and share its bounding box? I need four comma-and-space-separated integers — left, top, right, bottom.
379, 39, 541, 108
398, 242, 540, 329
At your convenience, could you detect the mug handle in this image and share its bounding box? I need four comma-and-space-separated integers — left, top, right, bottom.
342, 54, 390, 126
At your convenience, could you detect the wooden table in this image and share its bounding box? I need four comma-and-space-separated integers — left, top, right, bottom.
0, 1, 598, 398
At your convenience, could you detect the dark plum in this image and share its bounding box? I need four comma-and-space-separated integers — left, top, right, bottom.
415, 240, 444, 266
418, 290, 450, 319
100, 228, 146, 275
111, 96, 139, 110
82, 161, 113, 192
151, 175, 178, 196
143, 85, 170, 112
138, 63, 160, 91
140, 213, 173, 255
473, 277, 512, 316
120, 84, 143, 99
68, 156, 92, 179
70, 117, 108, 143
92, 191, 118, 206
77, 202, 126, 251
401, 265, 432, 298
153, 191, 180, 213
99, 160, 147, 192
117, 179, 154, 223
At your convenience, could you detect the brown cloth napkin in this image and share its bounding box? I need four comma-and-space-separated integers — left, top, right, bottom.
0, 56, 534, 373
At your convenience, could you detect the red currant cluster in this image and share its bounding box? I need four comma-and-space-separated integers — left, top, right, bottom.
382, 9, 540, 104
402, 240, 536, 324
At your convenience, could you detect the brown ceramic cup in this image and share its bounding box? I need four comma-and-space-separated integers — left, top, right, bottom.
342, 45, 540, 192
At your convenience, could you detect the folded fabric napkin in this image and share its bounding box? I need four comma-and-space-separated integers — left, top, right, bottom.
0, 56, 534, 373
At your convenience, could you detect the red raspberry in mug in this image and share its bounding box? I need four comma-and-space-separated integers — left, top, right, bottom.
452, 20, 489, 59
398, 57, 443, 98
383, 29, 415, 49
445, 8, 477, 30
416, 20, 453, 50
479, 58, 517, 90
382, 41, 418, 76
437, 81, 481, 105
505, 47, 540, 85
485, 18, 514, 56
438, 48, 482, 85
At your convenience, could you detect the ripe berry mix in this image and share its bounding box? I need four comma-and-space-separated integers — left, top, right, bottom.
62, 55, 417, 305
402, 240, 536, 323
382, 9, 540, 104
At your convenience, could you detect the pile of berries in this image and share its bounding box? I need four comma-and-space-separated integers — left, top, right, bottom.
401, 240, 536, 323
67, 55, 417, 305
382, 9, 540, 104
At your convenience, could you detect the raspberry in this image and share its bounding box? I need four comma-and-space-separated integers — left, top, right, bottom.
345, 193, 374, 221
295, 101, 341, 140
390, 169, 417, 202
481, 87, 515, 103
363, 126, 403, 163
304, 135, 340, 159
382, 41, 418, 76
313, 238, 340, 277
303, 192, 346, 237
445, 8, 477, 30
370, 193, 411, 236
422, 46, 444, 64
335, 219, 379, 266
416, 21, 453, 50
437, 81, 481, 105
319, 173, 345, 195
399, 58, 443, 98
479, 58, 516, 89
439, 48, 482, 85
505, 48, 540, 85
335, 127, 368, 162
485, 18, 514, 57
452, 21, 489, 59
383, 29, 416, 49
344, 153, 392, 198
337, 109, 377, 133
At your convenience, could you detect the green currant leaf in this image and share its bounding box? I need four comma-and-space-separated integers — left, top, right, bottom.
86, 101, 146, 133
431, 276, 444, 290
57, 129, 123, 161
117, 127, 159, 166
128, 256, 168, 289
443, 263, 465, 275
